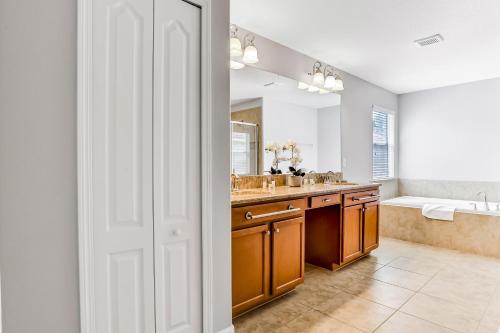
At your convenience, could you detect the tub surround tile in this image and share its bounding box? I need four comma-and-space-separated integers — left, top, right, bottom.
399, 178, 500, 203
380, 205, 500, 258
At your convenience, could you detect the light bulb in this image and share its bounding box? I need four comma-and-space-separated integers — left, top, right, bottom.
242, 45, 259, 64
308, 85, 319, 93
324, 75, 336, 89
230, 60, 245, 70
297, 82, 309, 90
230, 37, 243, 57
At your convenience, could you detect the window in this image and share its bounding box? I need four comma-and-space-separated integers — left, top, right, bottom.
372, 106, 395, 180
231, 131, 252, 175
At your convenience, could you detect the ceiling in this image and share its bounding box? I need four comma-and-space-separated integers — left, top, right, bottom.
231, 66, 341, 109
231, 0, 500, 94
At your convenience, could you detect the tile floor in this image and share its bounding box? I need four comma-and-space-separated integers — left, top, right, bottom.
233, 237, 500, 333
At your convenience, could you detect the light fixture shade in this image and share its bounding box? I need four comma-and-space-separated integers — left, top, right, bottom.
312, 71, 325, 86
230, 60, 245, 70
297, 82, 309, 90
308, 85, 319, 92
324, 75, 336, 89
334, 78, 344, 91
243, 45, 259, 64
319, 88, 329, 94
230, 37, 243, 57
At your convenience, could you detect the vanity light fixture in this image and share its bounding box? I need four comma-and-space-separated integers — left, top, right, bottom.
297, 82, 309, 90
242, 34, 259, 64
333, 75, 344, 91
230, 25, 243, 57
230, 60, 245, 70
323, 66, 336, 89
311, 61, 325, 86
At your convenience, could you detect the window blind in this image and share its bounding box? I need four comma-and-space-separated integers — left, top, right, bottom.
372, 109, 395, 179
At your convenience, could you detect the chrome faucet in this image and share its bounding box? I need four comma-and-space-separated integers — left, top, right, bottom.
476, 191, 490, 211
231, 171, 241, 192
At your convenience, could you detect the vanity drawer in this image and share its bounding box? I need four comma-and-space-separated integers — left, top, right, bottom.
343, 189, 379, 207
309, 193, 341, 209
232, 198, 307, 229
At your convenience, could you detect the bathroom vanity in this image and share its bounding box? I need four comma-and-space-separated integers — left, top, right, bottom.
231, 184, 380, 316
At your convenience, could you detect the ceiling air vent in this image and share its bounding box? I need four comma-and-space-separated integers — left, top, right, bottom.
414, 34, 444, 47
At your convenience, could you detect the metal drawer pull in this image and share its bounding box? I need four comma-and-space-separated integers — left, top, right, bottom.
245, 205, 301, 220
352, 195, 379, 201
322, 198, 332, 202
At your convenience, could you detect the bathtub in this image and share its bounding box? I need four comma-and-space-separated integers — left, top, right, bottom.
381, 196, 500, 258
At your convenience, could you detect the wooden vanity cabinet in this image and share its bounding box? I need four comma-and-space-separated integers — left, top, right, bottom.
363, 201, 379, 252
342, 204, 364, 263
232, 224, 270, 315
272, 217, 305, 295
231, 199, 306, 317
341, 188, 380, 264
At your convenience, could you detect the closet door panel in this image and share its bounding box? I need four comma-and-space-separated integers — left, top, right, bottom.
92, 0, 155, 332
153, 1, 202, 332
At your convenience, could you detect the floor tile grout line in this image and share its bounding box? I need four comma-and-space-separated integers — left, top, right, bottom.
372, 262, 447, 332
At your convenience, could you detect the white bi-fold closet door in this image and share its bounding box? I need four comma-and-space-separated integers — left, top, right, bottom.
91, 0, 201, 332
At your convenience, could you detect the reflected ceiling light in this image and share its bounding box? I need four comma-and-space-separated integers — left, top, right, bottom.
311, 61, 324, 86
242, 34, 259, 64
297, 82, 309, 90
319, 88, 330, 94
308, 85, 319, 93
230, 25, 243, 57
230, 60, 245, 70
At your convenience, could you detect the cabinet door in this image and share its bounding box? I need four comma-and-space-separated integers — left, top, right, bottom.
153, 0, 202, 331
272, 217, 305, 295
232, 225, 270, 316
363, 202, 379, 252
342, 204, 363, 263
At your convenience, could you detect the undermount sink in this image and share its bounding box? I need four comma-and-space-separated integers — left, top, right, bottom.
232, 189, 272, 195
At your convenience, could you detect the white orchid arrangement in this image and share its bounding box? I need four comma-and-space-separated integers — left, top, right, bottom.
265, 142, 287, 174
283, 140, 303, 169
265, 140, 305, 175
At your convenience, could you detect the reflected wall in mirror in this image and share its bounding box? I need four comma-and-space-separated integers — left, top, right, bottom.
231, 66, 342, 175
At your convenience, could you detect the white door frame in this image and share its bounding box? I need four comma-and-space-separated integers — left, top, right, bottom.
77, 0, 215, 332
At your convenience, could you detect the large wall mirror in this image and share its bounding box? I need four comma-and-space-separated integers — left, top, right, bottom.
231, 66, 342, 175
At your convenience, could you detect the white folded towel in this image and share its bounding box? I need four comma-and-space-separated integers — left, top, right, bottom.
422, 204, 456, 221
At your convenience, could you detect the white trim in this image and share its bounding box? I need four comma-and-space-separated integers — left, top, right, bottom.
372, 104, 396, 115
77, 1, 216, 332
218, 325, 235, 333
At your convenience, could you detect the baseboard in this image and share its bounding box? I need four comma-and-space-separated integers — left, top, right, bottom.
218, 324, 235, 333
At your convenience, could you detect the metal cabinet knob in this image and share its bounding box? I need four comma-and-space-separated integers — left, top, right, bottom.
172, 228, 182, 236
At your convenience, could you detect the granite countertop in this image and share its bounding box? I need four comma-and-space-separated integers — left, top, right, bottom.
231, 183, 380, 206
